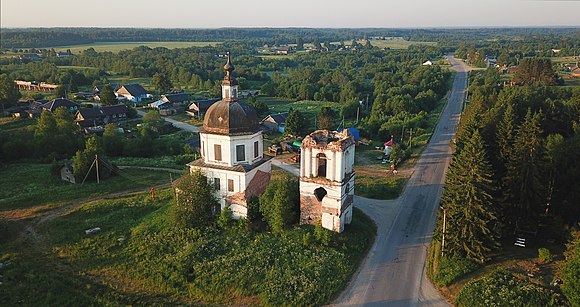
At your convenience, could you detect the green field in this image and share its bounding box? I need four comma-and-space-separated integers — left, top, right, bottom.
342, 38, 437, 50
48, 41, 221, 53
0, 163, 174, 214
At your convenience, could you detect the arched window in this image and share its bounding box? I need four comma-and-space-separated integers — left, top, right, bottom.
314, 187, 327, 202
316, 153, 327, 178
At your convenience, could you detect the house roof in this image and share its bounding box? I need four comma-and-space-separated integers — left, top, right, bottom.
188, 99, 220, 113
117, 84, 147, 97
77, 104, 128, 120
77, 107, 104, 120
162, 93, 190, 103
41, 98, 80, 112
262, 112, 289, 125
149, 100, 168, 108
94, 84, 120, 93
101, 104, 129, 116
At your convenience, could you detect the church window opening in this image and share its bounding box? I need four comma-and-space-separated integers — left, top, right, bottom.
213, 178, 221, 191
214, 144, 222, 161
236, 144, 245, 162
316, 153, 327, 178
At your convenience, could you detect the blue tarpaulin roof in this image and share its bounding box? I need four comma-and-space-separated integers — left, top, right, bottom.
343, 128, 360, 141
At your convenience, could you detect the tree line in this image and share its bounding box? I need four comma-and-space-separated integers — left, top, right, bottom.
440, 71, 580, 263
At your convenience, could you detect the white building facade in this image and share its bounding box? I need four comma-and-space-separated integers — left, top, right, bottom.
188, 53, 271, 218
299, 130, 355, 232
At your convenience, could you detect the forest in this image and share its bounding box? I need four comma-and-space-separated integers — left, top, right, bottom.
1, 27, 579, 48
430, 62, 580, 305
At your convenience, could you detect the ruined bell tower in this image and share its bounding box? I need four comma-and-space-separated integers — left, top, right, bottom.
299, 130, 355, 233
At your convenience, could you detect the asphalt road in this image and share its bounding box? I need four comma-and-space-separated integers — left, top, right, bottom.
136, 109, 199, 132
332, 57, 470, 307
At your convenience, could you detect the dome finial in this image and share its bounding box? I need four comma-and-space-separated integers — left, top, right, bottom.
224, 51, 234, 73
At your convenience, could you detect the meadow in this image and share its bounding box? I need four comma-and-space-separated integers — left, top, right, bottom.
0, 163, 174, 215
0, 188, 376, 306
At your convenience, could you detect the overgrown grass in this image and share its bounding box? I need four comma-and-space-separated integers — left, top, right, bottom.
355, 175, 406, 200
1, 192, 376, 306
0, 163, 173, 212
0, 117, 35, 132
110, 156, 187, 170
456, 269, 561, 307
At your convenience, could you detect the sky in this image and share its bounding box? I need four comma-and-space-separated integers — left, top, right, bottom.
1, 0, 579, 28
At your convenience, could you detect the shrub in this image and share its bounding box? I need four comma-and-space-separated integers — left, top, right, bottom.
538, 247, 553, 262
259, 177, 299, 233
434, 256, 480, 286
217, 206, 233, 229
561, 230, 580, 306
314, 222, 332, 246
173, 170, 219, 228
456, 269, 560, 307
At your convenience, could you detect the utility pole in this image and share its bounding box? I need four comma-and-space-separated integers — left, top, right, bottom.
400, 126, 405, 144
356, 105, 360, 124
366, 94, 369, 110
441, 206, 446, 257
408, 128, 413, 147
95, 154, 100, 184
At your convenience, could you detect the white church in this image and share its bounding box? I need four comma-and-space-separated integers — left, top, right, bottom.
187, 53, 272, 218
188, 54, 355, 232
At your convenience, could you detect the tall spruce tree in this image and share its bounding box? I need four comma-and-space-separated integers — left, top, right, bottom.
442, 130, 500, 262
496, 101, 516, 165
503, 109, 546, 221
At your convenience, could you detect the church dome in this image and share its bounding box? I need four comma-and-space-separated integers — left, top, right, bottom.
201, 52, 259, 135
201, 99, 259, 135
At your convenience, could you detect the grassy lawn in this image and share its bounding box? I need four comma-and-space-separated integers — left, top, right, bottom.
48, 41, 221, 54
259, 97, 341, 131
0, 163, 174, 215
0, 189, 376, 306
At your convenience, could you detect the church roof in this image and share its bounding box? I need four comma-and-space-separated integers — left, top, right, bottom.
201, 53, 259, 135
200, 99, 259, 135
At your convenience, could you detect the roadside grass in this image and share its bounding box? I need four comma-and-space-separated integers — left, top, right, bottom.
0, 190, 376, 306
110, 156, 187, 170
0, 164, 173, 213
48, 41, 221, 54
355, 175, 406, 200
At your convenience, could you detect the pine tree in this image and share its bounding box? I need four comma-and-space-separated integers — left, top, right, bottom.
496, 101, 516, 165
503, 109, 546, 221
442, 130, 500, 262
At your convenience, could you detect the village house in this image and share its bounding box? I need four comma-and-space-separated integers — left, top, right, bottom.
93, 84, 121, 94
186, 98, 220, 118
75, 104, 129, 129
115, 84, 149, 102
260, 112, 288, 133
41, 98, 80, 113
187, 54, 272, 219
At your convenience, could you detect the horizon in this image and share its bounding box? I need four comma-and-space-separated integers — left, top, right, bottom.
2, 0, 580, 28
